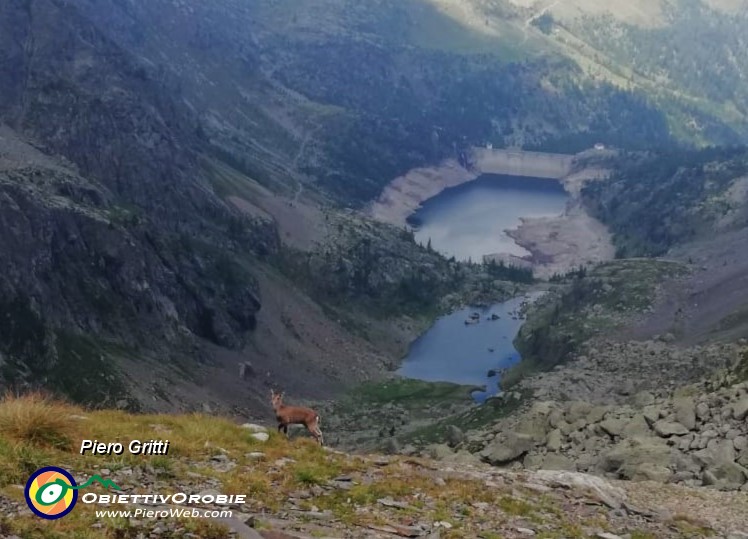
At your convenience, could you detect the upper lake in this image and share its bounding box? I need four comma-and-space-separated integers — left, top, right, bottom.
407, 174, 568, 261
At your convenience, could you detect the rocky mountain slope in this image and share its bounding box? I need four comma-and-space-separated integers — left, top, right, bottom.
54, 0, 747, 204
2, 393, 748, 538
1, 0, 548, 415
0, 0, 512, 413
458, 348, 748, 492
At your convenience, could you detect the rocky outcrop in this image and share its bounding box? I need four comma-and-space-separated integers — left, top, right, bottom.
0, 127, 268, 404
459, 373, 748, 491
518, 339, 741, 406
0, 0, 275, 404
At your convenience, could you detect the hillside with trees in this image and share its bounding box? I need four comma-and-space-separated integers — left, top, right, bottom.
582, 148, 748, 257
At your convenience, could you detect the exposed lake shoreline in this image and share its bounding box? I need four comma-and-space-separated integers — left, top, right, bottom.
367, 148, 615, 278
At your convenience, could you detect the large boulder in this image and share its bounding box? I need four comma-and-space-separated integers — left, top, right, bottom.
542, 453, 577, 471
599, 438, 674, 481
426, 444, 455, 460
446, 425, 466, 448
599, 418, 626, 438
632, 391, 655, 407
732, 398, 748, 421
516, 413, 551, 443
702, 462, 748, 490
480, 432, 534, 465
622, 414, 652, 438
693, 439, 737, 469
653, 420, 689, 438
546, 429, 562, 452
674, 397, 697, 431
695, 401, 711, 421
630, 463, 672, 482
533, 471, 627, 510
566, 402, 593, 424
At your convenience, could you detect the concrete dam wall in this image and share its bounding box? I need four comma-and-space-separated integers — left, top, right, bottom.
472, 148, 574, 179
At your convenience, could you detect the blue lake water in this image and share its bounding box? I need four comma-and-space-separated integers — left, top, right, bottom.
398, 294, 542, 402
408, 174, 568, 261
399, 175, 562, 400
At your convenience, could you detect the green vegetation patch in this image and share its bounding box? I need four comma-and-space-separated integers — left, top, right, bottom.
583, 148, 748, 257
507, 259, 687, 388
402, 389, 529, 447
352, 378, 474, 409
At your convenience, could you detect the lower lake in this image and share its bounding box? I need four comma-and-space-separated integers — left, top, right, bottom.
397, 293, 542, 402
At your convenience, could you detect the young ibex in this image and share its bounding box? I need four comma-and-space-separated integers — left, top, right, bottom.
270, 389, 324, 445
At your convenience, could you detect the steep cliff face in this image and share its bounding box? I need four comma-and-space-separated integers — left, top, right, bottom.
0, 122, 268, 405
0, 0, 270, 406
0, 0, 222, 221
0, 0, 464, 410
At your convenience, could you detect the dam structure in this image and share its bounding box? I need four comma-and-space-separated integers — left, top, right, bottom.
470, 148, 574, 179
368, 147, 575, 227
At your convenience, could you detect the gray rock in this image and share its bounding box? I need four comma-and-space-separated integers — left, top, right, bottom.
446, 425, 466, 447
599, 418, 626, 438
653, 420, 689, 438
516, 414, 551, 442
250, 432, 269, 442
546, 429, 562, 452
566, 401, 593, 423
377, 497, 411, 509
630, 463, 672, 482
674, 397, 696, 431
733, 436, 748, 452
586, 406, 609, 424
732, 398, 748, 421
632, 391, 655, 407
642, 406, 663, 427
693, 439, 737, 469
547, 409, 564, 429
622, 415, 652, 438
426, 444, 454, 460
480, 432, 534, 465
695, 402, 711, 421
242, 423, 267, 433
542, 453, 576, 471
442, 450, 481, 466
558, 421, 574, 436
618, 380, 636, 396
703, 461, 748, 490
599, 438, 673, 480
534, 470, 627, 509
523, 454, 545, 470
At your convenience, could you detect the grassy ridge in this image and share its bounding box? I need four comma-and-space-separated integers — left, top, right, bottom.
0, 393, 657, 538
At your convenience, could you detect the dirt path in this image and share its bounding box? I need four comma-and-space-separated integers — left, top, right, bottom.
290, 124, 323, 205
521, 0, 562, 43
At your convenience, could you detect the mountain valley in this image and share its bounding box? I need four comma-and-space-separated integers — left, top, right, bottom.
2, 1, 748, 536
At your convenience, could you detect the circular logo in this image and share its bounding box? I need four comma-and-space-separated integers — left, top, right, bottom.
25, 467, 78, 520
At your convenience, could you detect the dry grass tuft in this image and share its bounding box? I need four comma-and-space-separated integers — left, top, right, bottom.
0, 392, 80, 449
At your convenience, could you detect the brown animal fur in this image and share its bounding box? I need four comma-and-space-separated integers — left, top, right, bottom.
270, 389, 324, 445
